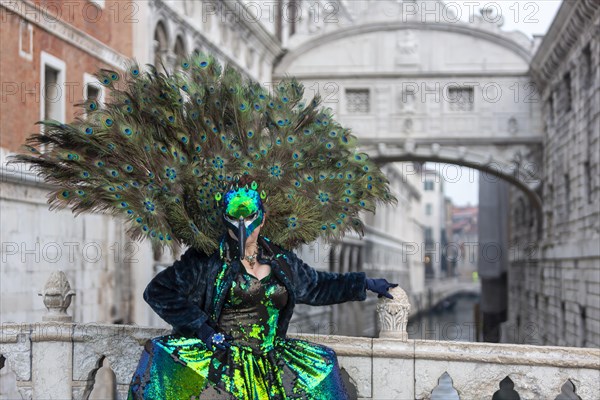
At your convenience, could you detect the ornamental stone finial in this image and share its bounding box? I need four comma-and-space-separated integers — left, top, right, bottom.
38, 270, 75, 322
376, 286, 410, 341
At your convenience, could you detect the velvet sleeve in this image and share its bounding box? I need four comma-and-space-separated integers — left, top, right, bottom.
143, 247, 210, 336
282, 250, 367, 306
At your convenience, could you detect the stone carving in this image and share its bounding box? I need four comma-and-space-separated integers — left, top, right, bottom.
346, 89, 370, 113
403, 118, 413, 133
448, 87, 474, 111
376, 286, 410, 340
404, 140, 416, 154
508, 116, 519, 134
395, 30, 419, 65
38, 271, 75, 322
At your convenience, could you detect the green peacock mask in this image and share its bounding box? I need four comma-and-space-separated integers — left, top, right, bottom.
220, 183, 265, 261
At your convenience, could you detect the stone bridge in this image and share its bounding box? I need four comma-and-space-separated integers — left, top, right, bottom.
361, 138, 542, 210
421, 277, 481, 313
1, 271, 597, 399
274, 0, 545, 211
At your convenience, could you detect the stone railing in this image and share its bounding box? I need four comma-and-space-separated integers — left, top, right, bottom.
1, 272, 599, 399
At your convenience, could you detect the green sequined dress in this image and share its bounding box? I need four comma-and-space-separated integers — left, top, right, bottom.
128, 268, 349, 399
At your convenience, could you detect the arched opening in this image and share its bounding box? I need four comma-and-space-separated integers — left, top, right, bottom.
0, 355, 19, 398
153, 21, 169, 72
88, 356, 117, 400
174, 35, 186, 68
431, 372, 459, 400
246, 47, 255, 71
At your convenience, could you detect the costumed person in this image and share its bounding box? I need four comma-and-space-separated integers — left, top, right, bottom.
9, 52, 398, 399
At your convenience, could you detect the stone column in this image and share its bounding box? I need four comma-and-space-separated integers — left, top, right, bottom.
376, 286, 411, 341
32, 271, 75, 399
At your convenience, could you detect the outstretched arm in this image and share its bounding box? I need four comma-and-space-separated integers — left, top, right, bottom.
143, 247, 211, 337
281, 250, 368, 306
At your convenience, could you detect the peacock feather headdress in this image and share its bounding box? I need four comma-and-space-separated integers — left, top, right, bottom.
9, 51, 396, 254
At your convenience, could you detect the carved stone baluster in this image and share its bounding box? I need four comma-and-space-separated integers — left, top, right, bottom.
376, 286, 411, 341
38, 270, 76, 322
32, 271, 75, 399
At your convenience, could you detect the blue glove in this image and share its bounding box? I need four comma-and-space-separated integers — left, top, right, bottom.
196, 323, 232, 351
366, 278, 398, 299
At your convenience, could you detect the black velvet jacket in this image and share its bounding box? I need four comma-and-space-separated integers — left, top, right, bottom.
143, 236, 368, 338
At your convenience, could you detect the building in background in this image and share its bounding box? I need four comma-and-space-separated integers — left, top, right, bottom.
418, 167, 446, 279
479, 177, 509, 343
506, 0, 599, 348
443, 196, 455, 276
452, 204, 478, 278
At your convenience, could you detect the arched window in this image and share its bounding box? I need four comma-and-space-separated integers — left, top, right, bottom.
153, 22, 169, 72
246, 47, 255, 71
174, 35, 186, 68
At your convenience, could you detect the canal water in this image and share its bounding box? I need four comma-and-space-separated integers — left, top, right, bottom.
407, 293, 480, 342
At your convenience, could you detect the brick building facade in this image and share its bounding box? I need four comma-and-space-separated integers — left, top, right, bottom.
0, 0, 136, 323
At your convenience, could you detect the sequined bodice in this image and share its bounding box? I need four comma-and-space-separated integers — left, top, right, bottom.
217, 269, 288, 353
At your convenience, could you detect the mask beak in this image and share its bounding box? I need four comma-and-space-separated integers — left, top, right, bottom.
237, 217, 246, 261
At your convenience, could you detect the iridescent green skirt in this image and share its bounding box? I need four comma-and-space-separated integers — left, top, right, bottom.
127, 334, 349, 399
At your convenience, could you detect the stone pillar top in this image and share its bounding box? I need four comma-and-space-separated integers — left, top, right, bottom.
38, 270, 75, 322
376, 286, 411, 341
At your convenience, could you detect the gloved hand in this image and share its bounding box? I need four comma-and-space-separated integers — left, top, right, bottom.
196, 323, 233, 351
366, 278, 398, 299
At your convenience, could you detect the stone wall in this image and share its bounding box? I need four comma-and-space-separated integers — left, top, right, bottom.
0, 177, 126, 325
506, 1, 600, 348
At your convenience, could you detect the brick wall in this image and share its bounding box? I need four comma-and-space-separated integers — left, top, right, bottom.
0, 0, 132, 151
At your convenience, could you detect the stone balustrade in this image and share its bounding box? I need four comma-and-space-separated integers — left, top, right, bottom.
1, 274, 599, 399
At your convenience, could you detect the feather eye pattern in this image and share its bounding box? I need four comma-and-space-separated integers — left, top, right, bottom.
7, 52, 396, 254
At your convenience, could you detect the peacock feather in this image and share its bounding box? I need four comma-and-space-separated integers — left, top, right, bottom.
9, 52, 396, 254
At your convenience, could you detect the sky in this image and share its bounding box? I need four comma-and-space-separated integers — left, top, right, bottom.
449, 0, 563, 37
439, 1, 562, 207
426, 163, 479, 207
